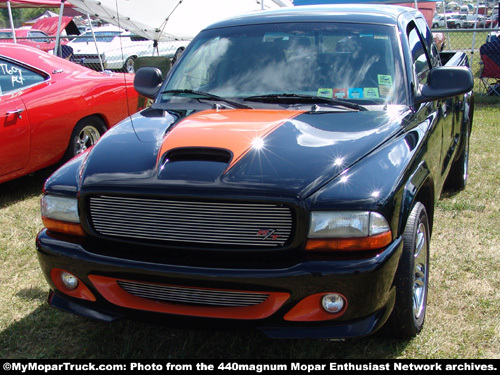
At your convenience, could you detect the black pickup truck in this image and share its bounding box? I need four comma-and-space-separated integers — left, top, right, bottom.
37, 5, 474, 339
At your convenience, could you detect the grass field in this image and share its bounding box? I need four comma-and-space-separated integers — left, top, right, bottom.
0, 101, 499, 359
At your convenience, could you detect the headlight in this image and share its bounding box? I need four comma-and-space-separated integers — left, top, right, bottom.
306, 211, 392, 251
41, 195, 85, 236
41, 195, 79, 223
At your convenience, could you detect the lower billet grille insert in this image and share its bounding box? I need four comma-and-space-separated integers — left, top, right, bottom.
117, 280, 269, 307
88, 195, 293, 247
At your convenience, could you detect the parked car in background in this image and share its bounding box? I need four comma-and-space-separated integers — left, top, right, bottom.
0, 17, 78, 54
447, 13, 476, 28
485, 14, 499, 28
67, 26, 189, 73
463, 14, 487, 28
0, 43, 142, 184
0, 28, 61, 52
432, 13, 447, 28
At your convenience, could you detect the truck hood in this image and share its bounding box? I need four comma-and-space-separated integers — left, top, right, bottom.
81, 107, 408, 199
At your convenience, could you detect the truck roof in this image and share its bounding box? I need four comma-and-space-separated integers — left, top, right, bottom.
207, 4, 418, 30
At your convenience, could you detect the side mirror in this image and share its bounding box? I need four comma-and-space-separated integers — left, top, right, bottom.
134, 67, 163, 99
415, 66, 473, 104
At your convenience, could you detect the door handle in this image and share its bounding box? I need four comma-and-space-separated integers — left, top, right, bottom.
5, 109, 24, 119
6, 109, 24, 115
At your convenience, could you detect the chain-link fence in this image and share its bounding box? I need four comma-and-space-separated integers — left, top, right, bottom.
62, 31, 190, 74
0, 31, 189, 74
433, 28, 500, 96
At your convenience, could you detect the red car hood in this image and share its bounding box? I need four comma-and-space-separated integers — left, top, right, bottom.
32, 16, 79, 36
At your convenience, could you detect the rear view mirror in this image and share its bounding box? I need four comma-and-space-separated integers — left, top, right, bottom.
134, 67, 163, 99
416, 66, 473, 103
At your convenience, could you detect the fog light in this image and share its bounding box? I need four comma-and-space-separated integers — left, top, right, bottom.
61, 271, 79, 290
321, 293, 345, 313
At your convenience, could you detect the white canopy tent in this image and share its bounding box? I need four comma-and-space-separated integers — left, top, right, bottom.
67, 0, 294, 42
2, 0, 293, 56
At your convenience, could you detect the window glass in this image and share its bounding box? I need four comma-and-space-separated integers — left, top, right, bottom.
29, 31, 50, 43
0, 58, 46, 95
165, 22, 406, 104
408, 26, 431, 85
0, 31, 13, 39
72, 31, 121, 43
415, 18, 440, 67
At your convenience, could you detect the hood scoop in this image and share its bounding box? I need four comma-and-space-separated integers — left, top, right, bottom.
158, 147, 231, 182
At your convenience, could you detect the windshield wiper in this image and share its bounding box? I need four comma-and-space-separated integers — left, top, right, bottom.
162, 89, 252, 109
244, 93, 367, 111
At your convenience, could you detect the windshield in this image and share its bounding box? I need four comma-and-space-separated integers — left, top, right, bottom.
163, 22, 406, 106
72, 31, 122, 43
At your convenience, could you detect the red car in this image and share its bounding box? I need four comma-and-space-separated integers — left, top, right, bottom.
0, 43, 142, 184
0, 28, 60, 52
0, 16, 77, 53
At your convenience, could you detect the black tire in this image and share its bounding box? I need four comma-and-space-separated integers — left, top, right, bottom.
386, 202, 430, 338
63, 116, 106, 162
123, 56, 136, 73
444, 120, 470, 193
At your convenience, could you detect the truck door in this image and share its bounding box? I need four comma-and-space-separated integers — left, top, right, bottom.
418, 18, 458, 179
408, 21, 455, 185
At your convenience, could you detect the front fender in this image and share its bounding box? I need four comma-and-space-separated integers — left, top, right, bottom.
307, 128, 423, 238
43, 152, 88, 196
399, 161, 433, 236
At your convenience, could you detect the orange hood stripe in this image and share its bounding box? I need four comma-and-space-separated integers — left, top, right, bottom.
158, 109, 304, 170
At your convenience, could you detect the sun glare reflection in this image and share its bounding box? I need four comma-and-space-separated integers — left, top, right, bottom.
333, 157, 344, 167
251, 137, 265, 151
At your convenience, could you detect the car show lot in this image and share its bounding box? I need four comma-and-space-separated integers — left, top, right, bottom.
1, 0, 499, 360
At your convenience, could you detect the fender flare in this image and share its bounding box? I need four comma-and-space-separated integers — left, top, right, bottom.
399, 161, 434, 236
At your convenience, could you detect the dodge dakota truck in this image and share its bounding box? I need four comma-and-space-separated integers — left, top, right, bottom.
36, 5, 474, 339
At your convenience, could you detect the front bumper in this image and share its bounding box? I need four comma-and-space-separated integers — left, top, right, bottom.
36, 229, 403, 339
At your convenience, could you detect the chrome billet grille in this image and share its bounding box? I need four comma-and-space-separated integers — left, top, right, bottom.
117, 280, 269, 307
88, 195, 293, 247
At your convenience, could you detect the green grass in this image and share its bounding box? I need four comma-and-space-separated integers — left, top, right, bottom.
1, 103, 499, 359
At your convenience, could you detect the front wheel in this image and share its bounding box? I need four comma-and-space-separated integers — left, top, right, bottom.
63, 116, 106, 162
385, 202, 430, 338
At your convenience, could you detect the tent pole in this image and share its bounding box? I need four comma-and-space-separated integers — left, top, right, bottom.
470, 0, 481, 66
87, 13, 105, 71
55, 0, 66, 57
443, 0, 451, 50
7, 1, 16, 43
